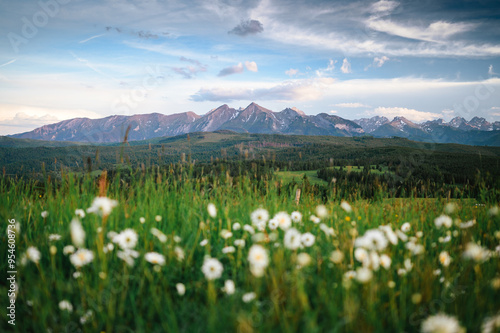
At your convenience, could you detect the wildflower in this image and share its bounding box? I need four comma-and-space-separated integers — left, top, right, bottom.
86, 197, 117, 216
344, 270, 357, 280
200, 239, 208, 247
145, 252, 166, 266
459, 220, 476, 229
201, 257, 224, 280
310, 215, 321, 224
207, 203, 217, 218
234, 239, 246, 247
444, 202, 457, 214
222, 246, 236, 254
416, 231, 424, 238
434, 215, 453, 228
369, 251, 380, 271
330, 250, 344, 264
339, 201, 352, 213
316, 205, 328, 219
274, 212, 291, 230
176, 283, 186, 296
319, 223, 335, 236
223, 280, 235, 295
439, 251, 451, 267
70, 218, 85, 248
63, 245, 75, 255
354, 229, 388, 251
396, 230, 409, 242
220, 230, 233, 239
243, 225, 255, 235
401, 222, 411, 233
174, 235, 182, 243
69, 249, 94, 268
26, 246, 41, 264
232, 222, 241, 230
404, 258, 413, 271
380, 254, 392, 270
481, 313, 500, 333
300, 232, 315, 247
48, 234, 61, 241
41, 211, 48, 218
251, 208, 269, 226
73, 272, 81, 279
489, 206, 499, 216
242, 292, 256, 303
150, 228, 167, 243
117, 249, 139, 266
139, 217, 146, 224
75, 209, 85, 218
379, 225, 398, 245
284, 228, 301, 250
291, 211, 302, 223
296, 252, 311, 267
58, 300, 73, 312
155, 215, 162, 222
356, 267, 373, 283
421, 313, 463, 333
175, 246, 185, 261
268, 218, 279, 230
114, 229, 138, 250
388, 281, 396, 288
354, 248, 369, 263
462, 242, 489, 263
248, 245, 269, 277
80, 310, 93, 325
99, 272, 107, 279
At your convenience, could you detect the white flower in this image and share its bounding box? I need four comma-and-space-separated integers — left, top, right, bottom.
291, 211, 302, 223
220, 230, 233, 239
176, 283, 186, 296
223, 280, 235, 295
401, 222, 411, 233
155, 215, 162, 222
319, 223, 335, 236
70, 218, 85, 248
462, 242, 489, 263
59, 300, 73, 312
173, 235, 182, 243
274, 212, 292, 230
300, 232, 315, 247
396, 230, 409, 242
41, 211, 48, 218
145, 252, 166, 266
243, 225, 255, 235
459, 220, 476, 229
434, 215, 453, 228
70, 249, 94, 268
344, 270, 357, 281
139, 217, 146, 224
380, 254, 392, 270
48, 234, 61, 241
379, 225, 398, 245
80, 310, 93, 325
340, 201, 352, 213
63, 245, 75, 255
481, 313, 500, 333
201, 257, 224, 280
439, 251, 452, 267
114, 229, 138, 250
222, 246, 236, 254
248, 244, 269, 277
489, 206, 499, 216
444, 202, 457, 214
73, 271, 81, 279
284, 228, 301, 250
330, 250, 344, 264
355, 247, 369, 263
200, 239, 209, 247
296, 252, 311, 267
232, 222, 241, 230
117, 249, 139, 266
251, 208, 269, 226
86, 197, 117, 216
316, 205, 328, 219
356, 267, 373, 283
421, 313, 463, 333
310, 215, 321, 224
404, 258, 413, 271
207, 203, 217, 218
234, 239, 246, 247
75, 209, 86, 218
175, 246, 185, 261
26, 246, 41, 264
242, 292, 256, 303
354, 229, 388, 251
268, 219, 279, 230
150, 228, 167, 243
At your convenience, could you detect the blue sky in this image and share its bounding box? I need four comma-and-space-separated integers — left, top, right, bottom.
0, 0, 499, 135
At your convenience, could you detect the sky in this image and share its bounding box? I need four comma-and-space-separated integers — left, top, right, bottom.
0, 0, 500, 135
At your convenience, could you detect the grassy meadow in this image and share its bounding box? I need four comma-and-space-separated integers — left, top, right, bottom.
1, 163, 499, 333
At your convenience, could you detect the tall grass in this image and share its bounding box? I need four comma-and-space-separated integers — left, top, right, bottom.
0, 165, 499, 332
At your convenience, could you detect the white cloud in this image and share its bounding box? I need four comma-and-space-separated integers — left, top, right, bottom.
218, 63, 244, 77
285, 68, 299, 76
340, 58, 351, 74
370, 107, 441, 122
373, 56, 390, 68
316, 59, 336, 77
329, 110, 338, 114
334, 103, 370, 108
370, 0, 400, 15
245, 61, 258, 72
489, 65, 497, 76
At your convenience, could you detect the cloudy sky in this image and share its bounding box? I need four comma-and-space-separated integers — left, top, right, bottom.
1, 0, 500, 135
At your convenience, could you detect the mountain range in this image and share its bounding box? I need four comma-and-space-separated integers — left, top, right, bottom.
9, 102, 500, 146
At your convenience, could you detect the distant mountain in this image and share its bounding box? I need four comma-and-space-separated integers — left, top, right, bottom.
9, 103, 500, 146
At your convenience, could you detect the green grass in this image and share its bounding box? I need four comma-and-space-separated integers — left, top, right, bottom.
275, 170, 329, 185
0, 167, 499, 333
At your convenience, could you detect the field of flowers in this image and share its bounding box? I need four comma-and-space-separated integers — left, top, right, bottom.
1, 167, 499, 333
